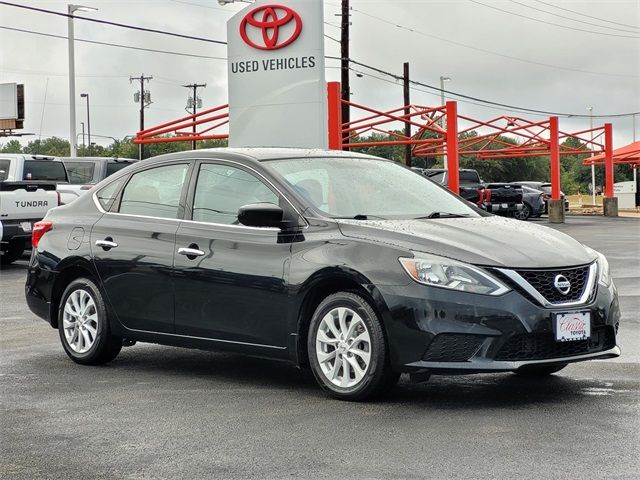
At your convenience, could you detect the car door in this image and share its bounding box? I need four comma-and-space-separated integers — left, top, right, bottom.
173, 160, 295, 348
91, 162, 191, 333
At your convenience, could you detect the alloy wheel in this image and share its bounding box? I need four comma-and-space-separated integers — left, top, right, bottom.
315, 307, 372, 388
62, 289, 99, 354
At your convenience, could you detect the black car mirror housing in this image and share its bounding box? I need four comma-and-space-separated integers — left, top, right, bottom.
238, 203, 285, 229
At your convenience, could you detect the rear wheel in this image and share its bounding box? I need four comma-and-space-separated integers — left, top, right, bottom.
308, 291, 399, 401
0, 240, 25, 267
515, 364, 567, 377
513, 203, 531, 221
58, 278, 122, 365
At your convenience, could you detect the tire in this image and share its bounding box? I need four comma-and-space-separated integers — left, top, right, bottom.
307, 291, 399, 401
58, 277, 122, 365
515, 364, 567, 377
513, 203, 531, 221
0, 240, 25, 267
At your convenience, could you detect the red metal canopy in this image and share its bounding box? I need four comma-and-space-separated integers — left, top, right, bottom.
583, 141, 640, 166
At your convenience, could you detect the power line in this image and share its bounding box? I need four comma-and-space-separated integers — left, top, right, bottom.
468, 0, 639, 39
328, 56, 640, 119
4, 4, 637, 119
0, 1, 227, 45
532, 0, 640, 31
349, 8, 637, 79
506, 0, 639, 34
0, 25, 227, 60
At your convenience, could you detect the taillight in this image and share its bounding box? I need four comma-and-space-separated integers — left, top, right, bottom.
484, 188, 492, 202
476, 189, 484, 205
32, 221, 53, 248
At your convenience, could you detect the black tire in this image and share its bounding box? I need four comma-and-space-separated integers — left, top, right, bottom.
58, 277, 122, 365
515, 363, 567, 377
514, 203, 531, 221
0, 240, 25, 267
307, 291, 399, 401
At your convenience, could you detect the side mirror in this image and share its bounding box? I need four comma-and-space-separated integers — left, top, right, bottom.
238, 202, 284, 228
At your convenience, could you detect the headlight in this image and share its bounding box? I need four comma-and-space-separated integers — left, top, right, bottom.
399, 253, 511, 295
583, 246, 611, 287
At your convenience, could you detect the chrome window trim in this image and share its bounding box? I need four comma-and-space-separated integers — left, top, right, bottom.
495, 262, 597, 308
92, 157, 308, 231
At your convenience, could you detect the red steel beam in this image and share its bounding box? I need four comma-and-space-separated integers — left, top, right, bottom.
604, 123, 614, 197
549, 116, 561, 200
327, 81, 342, 150
446, 101, 460, 194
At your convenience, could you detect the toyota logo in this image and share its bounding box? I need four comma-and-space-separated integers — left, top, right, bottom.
240, 5, 302, 51
553, 274, 571, 295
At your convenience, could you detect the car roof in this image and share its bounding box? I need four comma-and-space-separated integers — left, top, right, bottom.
59, 156, 137, 163
138, 147, 386, 166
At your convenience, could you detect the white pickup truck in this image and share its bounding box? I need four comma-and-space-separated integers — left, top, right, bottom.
0, 154, 66, 266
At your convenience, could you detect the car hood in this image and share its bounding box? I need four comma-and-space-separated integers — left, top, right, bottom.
336, 216, 595, 268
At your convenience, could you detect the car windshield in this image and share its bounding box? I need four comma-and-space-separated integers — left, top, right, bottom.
266, 157, 479, 219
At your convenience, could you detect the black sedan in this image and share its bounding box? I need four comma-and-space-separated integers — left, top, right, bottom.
25, 149, 620, 401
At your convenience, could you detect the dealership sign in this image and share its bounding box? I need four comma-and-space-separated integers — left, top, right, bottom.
227, 0, 327, 148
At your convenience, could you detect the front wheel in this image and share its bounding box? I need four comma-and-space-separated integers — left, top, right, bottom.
308, 291, 399, 401
58, 277, 122, 365
513, 203, 531, 221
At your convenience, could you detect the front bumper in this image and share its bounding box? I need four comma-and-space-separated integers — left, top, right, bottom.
377, 279, 620, 373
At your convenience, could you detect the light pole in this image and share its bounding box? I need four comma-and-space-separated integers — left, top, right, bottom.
588, 106, 596, 204
440, 76, 451, 170
68, 4, 98, 157
80, 93, 91, 156
80, 121, 85, 150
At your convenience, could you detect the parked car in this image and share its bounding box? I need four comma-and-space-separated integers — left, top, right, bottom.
57, 157, 138, 204
0, 154, 64, 266
422, 168, 523, 216
26, 148, 620, 401
512, 181, 570, 213
513, 185, 546, 220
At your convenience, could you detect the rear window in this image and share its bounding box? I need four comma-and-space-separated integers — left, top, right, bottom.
459, 171, 480, 183
106, 162, 133, 177
23, 160, 68, 182
64, 161, 97, 184
0, 159, 10, 181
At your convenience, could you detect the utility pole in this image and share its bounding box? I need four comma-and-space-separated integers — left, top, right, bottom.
588, 106, 596, 204
130, 74, 153, 160
183, 83, 207, 150
340, 0, 350, 148
403, 62, 411, 167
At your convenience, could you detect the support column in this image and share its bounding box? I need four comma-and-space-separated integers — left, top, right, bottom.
603, 122, 618, 216
548, 116, 565, 223
327, 82, 343, 150
445, 101, 459, 194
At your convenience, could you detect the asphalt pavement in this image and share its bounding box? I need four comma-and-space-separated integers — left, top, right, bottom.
1, 216, 638, 480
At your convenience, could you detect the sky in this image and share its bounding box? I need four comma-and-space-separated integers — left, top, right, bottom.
0, 0, 639, 149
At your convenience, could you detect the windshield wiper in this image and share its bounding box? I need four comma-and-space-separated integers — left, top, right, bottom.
333, 214, 386, 220
416, 212, 471, 219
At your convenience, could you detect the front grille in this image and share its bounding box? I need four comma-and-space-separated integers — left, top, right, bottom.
494, 326, 615, 361
422, 334, 486, 362
516, 265, 591, 304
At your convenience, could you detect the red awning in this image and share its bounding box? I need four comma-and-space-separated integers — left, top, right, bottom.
583, 141, 640, 165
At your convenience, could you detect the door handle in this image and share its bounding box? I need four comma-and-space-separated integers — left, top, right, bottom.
178, 247, 205, 258
95, 238, 118, 250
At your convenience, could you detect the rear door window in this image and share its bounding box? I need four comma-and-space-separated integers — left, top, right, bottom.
23, 160, 68, 182
0, 159, 10, 181
118, 164, 189, 219
64, 161, 97, 184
